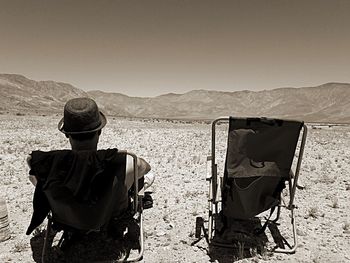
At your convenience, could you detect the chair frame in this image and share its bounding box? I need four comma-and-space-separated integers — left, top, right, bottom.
204, 116, 307, 254
41, 151, 144, 262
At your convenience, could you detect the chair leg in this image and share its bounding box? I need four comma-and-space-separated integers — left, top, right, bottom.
41, 216, 53, 263
272, 205, 281, 223
116, 200, 144, 262
274, 207, 297, 254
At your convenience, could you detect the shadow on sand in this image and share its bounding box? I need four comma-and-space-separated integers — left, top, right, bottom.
30, 229, 138, 263
207, 218, 286, 262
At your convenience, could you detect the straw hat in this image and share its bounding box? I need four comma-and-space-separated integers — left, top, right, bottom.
58, 98, 107, 134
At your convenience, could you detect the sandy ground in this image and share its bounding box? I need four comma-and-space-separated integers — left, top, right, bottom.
0, 115, 349, 263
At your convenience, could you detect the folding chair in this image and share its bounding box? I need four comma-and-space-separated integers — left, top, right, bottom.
195, 117, 307, 254
40, 150, 144, 263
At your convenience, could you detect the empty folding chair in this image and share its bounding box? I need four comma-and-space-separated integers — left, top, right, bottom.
195, 117, 307, 254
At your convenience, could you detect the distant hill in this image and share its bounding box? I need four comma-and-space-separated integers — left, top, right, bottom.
1, 74, 349, 123
89, 83, 350, 123
0, 74, 88, 114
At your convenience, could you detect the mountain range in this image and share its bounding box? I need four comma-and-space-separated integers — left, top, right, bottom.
1, 74, 349, 123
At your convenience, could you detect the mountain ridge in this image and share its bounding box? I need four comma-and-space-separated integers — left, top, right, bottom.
1, 74, 349, 123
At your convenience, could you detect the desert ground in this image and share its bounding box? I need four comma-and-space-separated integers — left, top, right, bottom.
0, 114, 349, 263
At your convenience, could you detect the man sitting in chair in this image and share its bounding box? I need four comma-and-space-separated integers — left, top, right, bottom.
26, 97, 154, 236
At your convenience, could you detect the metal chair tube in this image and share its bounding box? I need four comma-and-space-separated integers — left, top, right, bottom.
289, 124, 307, 208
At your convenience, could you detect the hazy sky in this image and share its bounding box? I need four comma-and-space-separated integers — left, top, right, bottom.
1, 0, 350, 97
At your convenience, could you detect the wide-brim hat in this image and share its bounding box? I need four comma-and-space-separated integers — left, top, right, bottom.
58, 97, 107, 135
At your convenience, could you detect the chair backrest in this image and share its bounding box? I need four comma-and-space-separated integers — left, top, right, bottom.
32, 149, 129, 231
222, 117, 303, 219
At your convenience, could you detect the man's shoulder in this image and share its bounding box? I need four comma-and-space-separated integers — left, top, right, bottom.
97, 148, 118, 154
96, 148, 128, 164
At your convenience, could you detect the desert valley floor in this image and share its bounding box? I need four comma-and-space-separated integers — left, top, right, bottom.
0, 114, 349, 263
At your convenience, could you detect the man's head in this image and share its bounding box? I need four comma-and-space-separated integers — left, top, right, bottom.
58, 98, 107, 150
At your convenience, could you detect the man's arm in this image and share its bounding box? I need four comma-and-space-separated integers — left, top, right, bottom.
125, 156, 151, 190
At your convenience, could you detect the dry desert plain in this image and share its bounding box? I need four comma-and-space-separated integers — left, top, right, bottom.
0, 114, 349, 263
